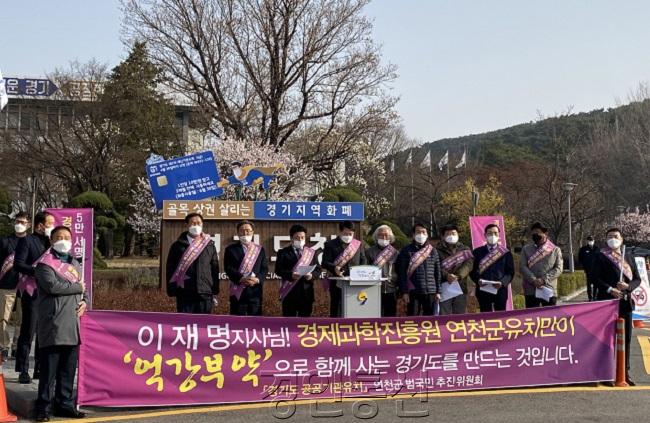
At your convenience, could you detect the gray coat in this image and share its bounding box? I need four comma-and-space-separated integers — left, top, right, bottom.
520, 243, 564, 296
35, 258, 87, 348
365, 245, 398, 293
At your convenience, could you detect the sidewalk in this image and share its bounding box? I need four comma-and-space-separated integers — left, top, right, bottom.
2, 327, 38, 419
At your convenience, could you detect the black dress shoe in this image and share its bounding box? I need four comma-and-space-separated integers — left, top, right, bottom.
626, 378, 636, 386
35, 412, 50, 422
53, 408, 86, 419
18, 372, 31, 384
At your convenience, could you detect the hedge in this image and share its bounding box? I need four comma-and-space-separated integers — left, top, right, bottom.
557, 271, 587, 297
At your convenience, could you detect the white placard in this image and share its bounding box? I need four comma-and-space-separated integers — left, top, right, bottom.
349, 265, 382, 281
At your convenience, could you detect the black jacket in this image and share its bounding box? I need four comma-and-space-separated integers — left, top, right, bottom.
321, 238, 366, 288
397, 242, 442, 295
578, 245, 600, 276
0, 234, 22, 289
224, 242, 268, 299
276, 245, 320, 303
166, 232, 220, 297
594, 250, 641, 314
470, 245, 515, 287
15, 232, 50, 283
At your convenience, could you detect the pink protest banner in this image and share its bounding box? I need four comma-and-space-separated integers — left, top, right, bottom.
46, 208, 94, 308
469, 215, 513, 310
78, 301, 617, 407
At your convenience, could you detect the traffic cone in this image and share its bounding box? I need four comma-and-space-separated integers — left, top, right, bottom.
615, 318, 629, 388
0, 374, 17, 422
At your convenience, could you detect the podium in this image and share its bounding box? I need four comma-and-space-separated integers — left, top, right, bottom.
330, 265, 385, 318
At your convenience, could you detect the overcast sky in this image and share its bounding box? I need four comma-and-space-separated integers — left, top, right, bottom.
4, 0, 650, 141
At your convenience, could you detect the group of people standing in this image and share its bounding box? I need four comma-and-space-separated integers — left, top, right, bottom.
0, 211, 87, 421
166, 215, 641, 385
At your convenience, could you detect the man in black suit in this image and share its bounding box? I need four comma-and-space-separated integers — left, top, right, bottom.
578, 235, 600, 301
224, 220, 268, 316
0, 211, 30, 360
276, 224, 320, 317
14, 211, 55, 384
321, 221, 366, 317
166, 213, 220, 314
470, 224, 515, 312
594, 227, 641, 385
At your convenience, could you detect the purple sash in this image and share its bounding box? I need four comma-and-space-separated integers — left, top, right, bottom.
230, 243, 262, 300
527, 240, 556, 269
321, 239, 361, 290
279, 247, 316, 301
169, 234, 212, 289
602, 248, 633, 281
0, 253, 14, 281
406, 243, 433, 290
478, 245, 508, 275
441, 249, 473, 273
18, 250, 81, 296
373, 245, 398, 268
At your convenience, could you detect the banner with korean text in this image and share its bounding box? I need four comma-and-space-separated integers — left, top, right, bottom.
78, 301, 617, 407
46, 208, 94, 308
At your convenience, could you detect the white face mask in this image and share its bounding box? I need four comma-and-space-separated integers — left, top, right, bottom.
44, 226, 54, 237
414, 234, 428, 244
486, 235, 499, 245
587, 241, 595, 247
340, 235, 353, 244
293, 239, 305, 249
52, 240, 72, 254
188, 225, 203, 236
607, 238, 622, 250
239, 235, 252, 244
445, 235, 459, 245
377, 239, 390, 248
15, 224, 27, 234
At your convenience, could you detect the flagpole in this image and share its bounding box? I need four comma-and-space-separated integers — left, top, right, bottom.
411, 166, 414, 227
446, 156, 450, 190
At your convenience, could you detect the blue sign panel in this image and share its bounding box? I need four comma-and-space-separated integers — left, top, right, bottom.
146, 151, 223, 209
3, 78, 58, 96
253, 201, 364, 221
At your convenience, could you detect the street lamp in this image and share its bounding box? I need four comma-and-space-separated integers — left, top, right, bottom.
563, 182, 578, 273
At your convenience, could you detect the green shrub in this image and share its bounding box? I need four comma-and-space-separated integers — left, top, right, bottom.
513, 294, 526, 310
320, 186, 364, 203
557, 271, 586, 297
70, 191, 113, 210
93, 247, 108, 269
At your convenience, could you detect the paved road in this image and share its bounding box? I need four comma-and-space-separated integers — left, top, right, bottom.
19, 386, 650, 423
11, 290, 650, 423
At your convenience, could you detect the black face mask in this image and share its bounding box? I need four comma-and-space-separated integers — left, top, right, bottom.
532, 234, 544, 244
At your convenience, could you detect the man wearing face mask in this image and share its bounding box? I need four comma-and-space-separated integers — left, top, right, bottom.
34, 225, 87, 421
594, 228, 641, 385
322, 221, 366, 317
436, 224, 474, 315
0, 212, 30, 360
365, 225, 399, 317
470, 224, 514, 312
520, 222, 563, 308
166, 213, 220, 314
578, 235, 600, 301
14, 211, 55, 384
397, 223, 442, 316
276, 224, 320, 317
224, 220, 268, 316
